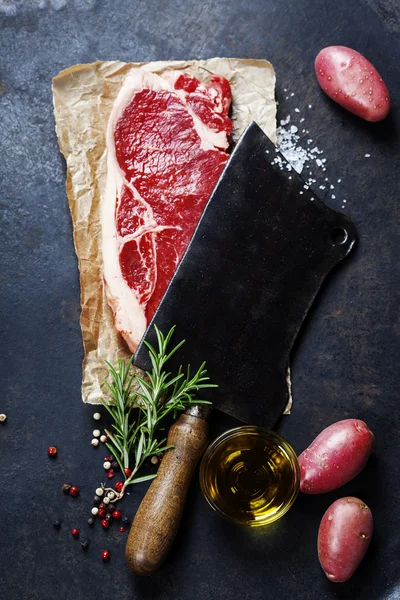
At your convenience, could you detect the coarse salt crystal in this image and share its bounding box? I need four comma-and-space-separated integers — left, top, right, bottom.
365, 153, 371, 158
294, 108, 300, 113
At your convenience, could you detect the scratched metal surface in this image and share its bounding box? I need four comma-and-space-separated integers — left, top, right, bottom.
0, 1, 399, 599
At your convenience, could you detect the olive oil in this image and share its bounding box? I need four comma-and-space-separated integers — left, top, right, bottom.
200, 427, 299, 526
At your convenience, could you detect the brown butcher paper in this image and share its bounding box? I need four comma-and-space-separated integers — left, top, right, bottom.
52, 58, 289, 409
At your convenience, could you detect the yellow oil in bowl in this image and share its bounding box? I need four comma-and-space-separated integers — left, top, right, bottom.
200, 426, 299, 526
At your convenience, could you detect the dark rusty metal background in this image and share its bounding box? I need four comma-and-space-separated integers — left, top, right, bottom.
0, 1, 399, 599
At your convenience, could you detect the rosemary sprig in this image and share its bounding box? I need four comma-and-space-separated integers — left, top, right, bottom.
100, 325, 216, 498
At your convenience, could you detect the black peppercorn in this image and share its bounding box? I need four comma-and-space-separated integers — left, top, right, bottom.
88, 518, 94, 526
93, 495, 101, 505
53, 520, 62, 529
108, 504, 116, 512
105, 513, 113, 522
80, 539, 89, 550
62, 483, 71, 494
108, 454, 115, 462
111, 461, 119, 470
122, 516, 130, 526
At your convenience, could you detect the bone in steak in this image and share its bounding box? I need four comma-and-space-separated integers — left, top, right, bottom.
102, 70, 232, 352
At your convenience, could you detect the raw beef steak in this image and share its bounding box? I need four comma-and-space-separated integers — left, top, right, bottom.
102, 70, 232, 352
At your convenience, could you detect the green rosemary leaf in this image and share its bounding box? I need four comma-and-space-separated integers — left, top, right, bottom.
153, 444, 174, 454
105, 429, 123, 454
129, 474, 157, 485
105, 442, 124, 471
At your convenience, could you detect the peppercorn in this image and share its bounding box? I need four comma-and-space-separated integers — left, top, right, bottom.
103, 497, 110, 505
122, 516, 130, 526
105, 513, 113, 522
91, 438, 99, 447
101, 549, 110, 561
112, 510, 121, 520
88, 518, 94, 526
62, 483, 71, 494
80, 539, 90, 550
101, 519, 110, 529
93, 495, 101, 505
111, 461, 119, 470
0, 414, 7, 423
93, 412, 102, 421
105, 469, 115, 479
103, 461, 111, 470
100, 435, 107, 443
98, 508, 107, 518
150, 455, 158, 465
107, 491, 115, 500
53, 520, 62, 530
115, 481, 124, 493
47, 446, 57, 457
108, 504, 116, 512
91, 507, 99, 516
123, 468, 132, 477
69, 486, 80, 497
71, 528, 79, 538
95, 487, 104, 497
119, 527, 126, 533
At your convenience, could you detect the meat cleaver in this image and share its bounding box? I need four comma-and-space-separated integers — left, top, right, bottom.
125, 121, 357, 575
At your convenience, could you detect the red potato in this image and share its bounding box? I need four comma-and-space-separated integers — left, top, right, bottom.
318, 497, 373, 582
299, 419, 374, 494
315, 46, 390, 121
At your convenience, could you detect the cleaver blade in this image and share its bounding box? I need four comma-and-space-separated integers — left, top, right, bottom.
134, 121, 357, 428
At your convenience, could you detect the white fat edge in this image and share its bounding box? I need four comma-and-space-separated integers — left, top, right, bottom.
102, 153, 147, 352
102, 73, 157, 351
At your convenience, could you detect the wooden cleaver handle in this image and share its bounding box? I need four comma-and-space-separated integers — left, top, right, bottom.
125, 409, 209, 576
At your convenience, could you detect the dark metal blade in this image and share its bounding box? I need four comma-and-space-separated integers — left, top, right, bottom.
134, 121, 357, 428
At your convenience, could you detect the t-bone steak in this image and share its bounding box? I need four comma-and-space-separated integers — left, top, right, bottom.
102, 70, 232, 352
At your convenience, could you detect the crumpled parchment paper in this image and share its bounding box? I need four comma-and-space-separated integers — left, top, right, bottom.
52, 58, 291, 413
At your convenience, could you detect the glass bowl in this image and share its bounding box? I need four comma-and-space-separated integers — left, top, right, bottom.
199, 426, 300, 527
